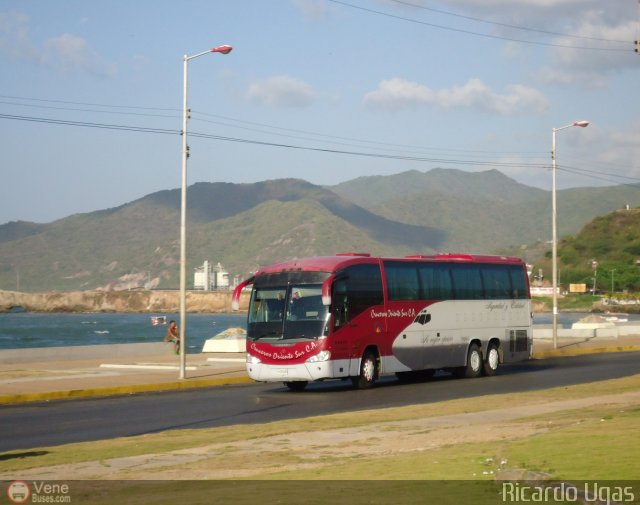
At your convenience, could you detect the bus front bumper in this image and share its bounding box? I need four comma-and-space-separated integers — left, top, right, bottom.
246, 358, 350, 383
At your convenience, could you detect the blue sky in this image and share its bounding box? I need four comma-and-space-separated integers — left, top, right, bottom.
1, 0, 639, 224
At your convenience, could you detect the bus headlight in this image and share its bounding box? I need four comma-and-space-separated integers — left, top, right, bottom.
306, 350, 331, 363
246, 354, 261, 365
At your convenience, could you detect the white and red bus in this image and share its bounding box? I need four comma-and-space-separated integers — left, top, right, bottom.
232, 253, 531, 391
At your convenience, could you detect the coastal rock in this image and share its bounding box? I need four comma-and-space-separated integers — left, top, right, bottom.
0, 289, 250, 313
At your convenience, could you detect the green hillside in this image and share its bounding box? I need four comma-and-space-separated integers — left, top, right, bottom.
1, 169, 639, 292
0, 178, 444, 291
534, 208, 640, 292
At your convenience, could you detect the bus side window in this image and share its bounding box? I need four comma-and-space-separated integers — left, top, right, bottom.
509, 265, 528, 299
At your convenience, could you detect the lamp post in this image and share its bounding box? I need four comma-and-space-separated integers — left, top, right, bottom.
179, 44, 232, 379
551, 120, 589, 349
610, 268, 616, 295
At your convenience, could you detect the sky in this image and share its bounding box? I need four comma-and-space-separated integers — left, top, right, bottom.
1, 0, 639, 224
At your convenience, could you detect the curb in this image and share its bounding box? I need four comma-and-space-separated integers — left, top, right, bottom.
0, 375, 254, 406
532, 344, 640, 359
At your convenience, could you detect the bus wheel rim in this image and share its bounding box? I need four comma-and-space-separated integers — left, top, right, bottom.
362, 358, 375, 381
488, 348, 499, 370
470, 350, 481, 371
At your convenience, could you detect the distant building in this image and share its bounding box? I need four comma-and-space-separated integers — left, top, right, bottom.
194, 261, 230, 290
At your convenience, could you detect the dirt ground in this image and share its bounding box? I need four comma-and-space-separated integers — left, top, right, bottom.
4, 390, 639, 481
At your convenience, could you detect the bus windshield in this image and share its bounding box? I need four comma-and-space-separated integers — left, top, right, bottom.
248, 284, 329, 341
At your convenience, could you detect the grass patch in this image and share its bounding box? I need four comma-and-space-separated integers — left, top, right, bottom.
504, 408, 640, 480
252, 406, 640, 481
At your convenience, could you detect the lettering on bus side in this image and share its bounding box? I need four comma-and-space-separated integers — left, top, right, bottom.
249, 341, 320, 361
369, 308, 416, 319
485, 301, 527, 312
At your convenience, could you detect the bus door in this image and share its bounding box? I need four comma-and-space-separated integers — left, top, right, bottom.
394, 312, 424, 370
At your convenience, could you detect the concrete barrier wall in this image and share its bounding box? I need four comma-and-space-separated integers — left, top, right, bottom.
0, 342, 170, 364
533, 325, 640, 340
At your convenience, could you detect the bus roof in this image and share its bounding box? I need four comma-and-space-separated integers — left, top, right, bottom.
253, 253, 525, 276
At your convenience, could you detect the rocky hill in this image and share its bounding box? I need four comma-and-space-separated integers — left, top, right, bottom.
0, 289, 249, 313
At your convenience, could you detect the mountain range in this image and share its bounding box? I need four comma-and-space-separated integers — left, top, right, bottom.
1, 168, 639, 292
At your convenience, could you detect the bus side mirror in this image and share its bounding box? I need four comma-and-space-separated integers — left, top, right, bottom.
231, 276, 254, 312
321, 275, 335, 306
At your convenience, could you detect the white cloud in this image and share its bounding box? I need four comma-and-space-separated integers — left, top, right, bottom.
247, 75, 317, 108
382, 1, 636, 89
44, 33, 116, 77
292, 0, 330, 20
600, 122, 640, 180
0, 11, 42, 64
364, 77, 549, 115
537, 16, 637, 88
0, 11, 116, 77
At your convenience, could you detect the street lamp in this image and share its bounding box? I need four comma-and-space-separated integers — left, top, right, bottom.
179, 44, 232, 379
551, 120, 589, 349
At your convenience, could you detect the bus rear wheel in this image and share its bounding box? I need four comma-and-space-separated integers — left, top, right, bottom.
483, 343, 500, 376
284, 381, 308, 391
351, 351, 378, 389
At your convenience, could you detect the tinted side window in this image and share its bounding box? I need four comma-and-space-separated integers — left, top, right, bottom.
333, 264, 384, 328
451, 264, 484, 300
481, 264, 512, 299
418, 263, 454, 300
384, 261, 420, 301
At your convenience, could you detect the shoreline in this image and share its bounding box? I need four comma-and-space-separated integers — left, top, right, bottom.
0, 289, 250, 314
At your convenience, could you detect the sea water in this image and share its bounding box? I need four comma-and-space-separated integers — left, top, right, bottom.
0, 312, 246, 353
0, 311, 637, 353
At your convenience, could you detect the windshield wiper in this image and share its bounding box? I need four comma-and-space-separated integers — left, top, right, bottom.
253, 331, 282, 341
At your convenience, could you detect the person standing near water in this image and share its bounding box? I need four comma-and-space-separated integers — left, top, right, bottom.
163, 320, 180, 354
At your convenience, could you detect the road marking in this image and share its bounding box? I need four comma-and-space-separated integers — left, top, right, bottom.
100, 364, 198, 371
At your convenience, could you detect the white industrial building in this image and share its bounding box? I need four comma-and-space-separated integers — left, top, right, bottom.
194, 261, 230, 291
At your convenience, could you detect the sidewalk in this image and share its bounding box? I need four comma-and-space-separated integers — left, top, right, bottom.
0, 350, 251, 405
1, 335, 639, 405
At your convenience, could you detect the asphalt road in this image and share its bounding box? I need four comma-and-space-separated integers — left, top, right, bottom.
1, 352, 639, 453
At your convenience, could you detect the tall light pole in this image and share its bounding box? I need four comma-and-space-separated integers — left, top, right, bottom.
551, 120, 589, 349
179, 44, 232, 379
611, 268, 616, 295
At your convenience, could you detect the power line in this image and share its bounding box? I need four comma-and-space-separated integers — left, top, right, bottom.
192, 109, 547, 158
3, 112, 637, 182
328, 0, 632, 52
387, 0, 630, 44
0, 113, 178, 135
558, 164, 640, 185
0, 99, 180, 120
0, 94, 180, 112
0, 112, 549, 169
188, 130, 550, 168
0, 93, 548, 158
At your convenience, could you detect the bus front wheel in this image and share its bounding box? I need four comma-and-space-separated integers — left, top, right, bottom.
352, 351, 378, 389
